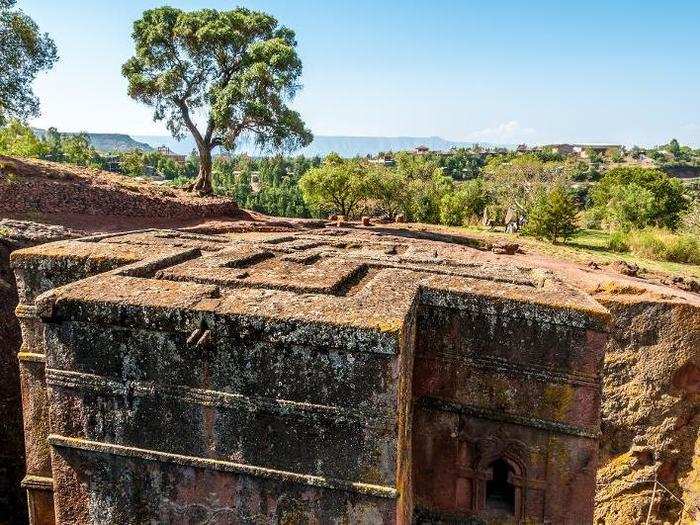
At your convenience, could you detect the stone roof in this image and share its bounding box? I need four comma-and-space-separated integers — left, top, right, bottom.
13, 228, 609, 337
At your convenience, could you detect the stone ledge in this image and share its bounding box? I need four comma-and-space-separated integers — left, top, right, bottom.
419, 351, 599, 387
21, 475, 53, 491
48, 434, 399, 499
46, 368, 392, 427
417, 396, 600, 439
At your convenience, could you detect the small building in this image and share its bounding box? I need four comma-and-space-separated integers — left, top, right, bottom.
543, 144, 623, 158
155, 145, 186, 164
369, 155, 396, 167
414, 145, 430, 155
544, 144, 577, 156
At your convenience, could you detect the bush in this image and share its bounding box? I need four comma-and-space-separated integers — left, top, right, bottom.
407, 173, 453, 224
522, 185, 578, 243
0, 120, 45, 157
607, 230, 629, 253
439, 179, 486, 226
682, 199, 700, 235
613, 228, 700, 264
591, 166, 689, 230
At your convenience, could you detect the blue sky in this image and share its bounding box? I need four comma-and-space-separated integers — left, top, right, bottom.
22, 0, 700, 146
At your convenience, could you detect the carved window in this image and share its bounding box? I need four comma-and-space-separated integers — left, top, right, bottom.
485, 458, 515, 515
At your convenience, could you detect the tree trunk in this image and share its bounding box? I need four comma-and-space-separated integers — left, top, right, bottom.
188, 146, 213, 195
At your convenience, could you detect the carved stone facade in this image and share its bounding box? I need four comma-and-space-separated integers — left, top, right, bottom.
11, 228, 608, 524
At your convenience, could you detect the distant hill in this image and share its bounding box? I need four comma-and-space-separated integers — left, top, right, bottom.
33, 129, 152, 152
134, 134, 500, 157
33, 128, 504, 157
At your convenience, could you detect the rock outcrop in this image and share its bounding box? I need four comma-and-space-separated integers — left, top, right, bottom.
0, 220, 82, 525
0, 156, 239, 220
594, 288, 700, 524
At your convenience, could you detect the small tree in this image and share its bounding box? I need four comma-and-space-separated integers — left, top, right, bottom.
523, 185, 578, 243
0, 120, 45, 157
668, 138, 681, 159
62, 133, 101, 167
366, 167, 408, 217
0, 0, 57, 124
122, 7, 312, 194
591, 166, 688, 230
483, 154, 572, 220
439, 179, 487, 226
298, 156, 369, 218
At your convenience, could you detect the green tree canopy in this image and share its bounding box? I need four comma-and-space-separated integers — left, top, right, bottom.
522, 185, 578, 243
668, 138, 681, 159
483, 154, 572, 219
0, 119, 44, 156
365, 167, 408, 217
0, 0, 57, 123
61, 132, 100, 167
122, 6, 312, 194
298, 156, 369, 218
439, 178, 487, 226
591, 166, 688, 230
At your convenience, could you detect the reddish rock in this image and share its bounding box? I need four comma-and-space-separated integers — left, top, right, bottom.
11, 228, 609, 524
491, 241, 520, 255
610, 260, 640, 277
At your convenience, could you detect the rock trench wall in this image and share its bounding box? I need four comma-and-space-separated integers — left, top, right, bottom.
0, 221, 81, 525
594, 293, 700, 524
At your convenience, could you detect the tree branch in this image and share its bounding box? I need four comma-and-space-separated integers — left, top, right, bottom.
174, 98, 206, 150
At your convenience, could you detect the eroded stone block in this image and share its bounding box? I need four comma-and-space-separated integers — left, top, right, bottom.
11, 228, 608, 524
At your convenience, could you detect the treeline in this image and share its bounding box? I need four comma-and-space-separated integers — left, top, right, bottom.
211, 155, 320, 218
0, 120, 198, 179
209, 147, 697, 264
2, 120, 698, 263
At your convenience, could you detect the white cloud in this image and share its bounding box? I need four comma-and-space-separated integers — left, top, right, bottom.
681, 123, 700, 131
466, 120, 535, 142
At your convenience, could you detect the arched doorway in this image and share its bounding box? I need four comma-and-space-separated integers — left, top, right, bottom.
485, 458, 515, 514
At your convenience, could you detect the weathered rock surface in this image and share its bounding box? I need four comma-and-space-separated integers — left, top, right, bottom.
0, 156, 239, 220
593, 289, 700, 524
11, 228, 609, 524
0, 220, 82, 525
1, 156, 699, 524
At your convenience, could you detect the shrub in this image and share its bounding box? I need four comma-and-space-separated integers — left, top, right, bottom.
682, 199, 700, 235
591, 166, 689, 230
408, 173, 453, 224
607, 230, 629, 253
439, 179, 486, 226
581, 206, 605, 229
522, 185, 578, 243
619, 228, 700, 264
604, 183, 656, 231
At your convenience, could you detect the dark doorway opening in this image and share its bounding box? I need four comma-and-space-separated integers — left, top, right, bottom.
485, 458, 515, 514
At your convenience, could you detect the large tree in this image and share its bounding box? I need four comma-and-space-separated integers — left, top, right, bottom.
122, 7, 312, 194
0, 0, 57, 124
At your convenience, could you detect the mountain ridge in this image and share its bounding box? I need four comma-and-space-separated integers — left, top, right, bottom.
32, 128, 509, 156
133, 134, 506, 157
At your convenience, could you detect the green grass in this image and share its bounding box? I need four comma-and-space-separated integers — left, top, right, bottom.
462, 226, 700, 279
